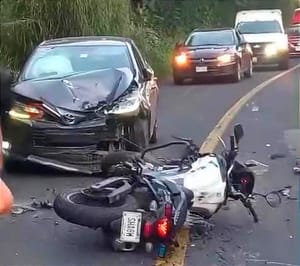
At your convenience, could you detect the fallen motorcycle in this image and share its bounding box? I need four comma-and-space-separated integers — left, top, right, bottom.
53, 157, 193, 257
100, 124, 284, 224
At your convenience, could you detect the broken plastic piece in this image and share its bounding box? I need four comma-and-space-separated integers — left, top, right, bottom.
293, 166, 300, 175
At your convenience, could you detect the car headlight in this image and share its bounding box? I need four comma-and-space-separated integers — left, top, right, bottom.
106, 87, 141, 115
265, 44, 278, 57
217, 54, 235, 64
9, 102, 44, 121
265, 40, 288, 57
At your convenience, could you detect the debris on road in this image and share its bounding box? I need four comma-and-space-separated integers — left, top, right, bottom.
292, 166, 300, 175
266, 143, 271, 147
269, 153, 286, 160
11, 204, 36, 215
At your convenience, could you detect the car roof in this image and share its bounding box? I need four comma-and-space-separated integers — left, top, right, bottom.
39, 36, 133, 47
191, 27, 234, 33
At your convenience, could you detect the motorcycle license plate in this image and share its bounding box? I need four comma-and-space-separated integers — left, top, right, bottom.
252, 57, 258, 63
120, 211, 142, 243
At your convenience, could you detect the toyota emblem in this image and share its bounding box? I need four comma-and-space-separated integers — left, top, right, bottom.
63, 114, 76, 125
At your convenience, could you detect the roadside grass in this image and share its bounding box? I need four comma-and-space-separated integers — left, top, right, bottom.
0, 0, 298, 78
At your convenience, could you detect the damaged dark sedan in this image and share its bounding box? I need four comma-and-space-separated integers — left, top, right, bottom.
2, 36, 159, 174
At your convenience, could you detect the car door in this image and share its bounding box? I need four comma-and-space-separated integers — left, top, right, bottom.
131, 43, 159, 135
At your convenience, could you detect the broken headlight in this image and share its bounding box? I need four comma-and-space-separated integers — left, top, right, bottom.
106, 86, 141, 115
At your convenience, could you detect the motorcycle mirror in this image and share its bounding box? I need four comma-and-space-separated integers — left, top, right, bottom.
234, 124, 244, 145
230, 135, 235, 151
265, 192, 281, 208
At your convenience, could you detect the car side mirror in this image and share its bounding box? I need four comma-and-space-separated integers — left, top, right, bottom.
142, 68, 153, 81
234, 124, 244, 145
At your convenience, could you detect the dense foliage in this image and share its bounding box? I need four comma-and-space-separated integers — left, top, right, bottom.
0, 0, 298, 77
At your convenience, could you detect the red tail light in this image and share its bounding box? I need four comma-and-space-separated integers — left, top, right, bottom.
156, 217, 172, 239
241, 176, 250, 184
143, 221, 153, 239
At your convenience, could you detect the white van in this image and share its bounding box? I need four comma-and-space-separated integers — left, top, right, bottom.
235, 9, 289, 69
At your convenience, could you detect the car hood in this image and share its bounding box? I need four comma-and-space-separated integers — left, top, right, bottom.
241, 33, 287, 44
12, 68, 134, 112
185, 45, 235, 58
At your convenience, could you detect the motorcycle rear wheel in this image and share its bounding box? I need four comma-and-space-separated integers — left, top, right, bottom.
53, 189, 138, 228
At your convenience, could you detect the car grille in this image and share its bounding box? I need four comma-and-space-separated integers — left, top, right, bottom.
32, 126, 117, 147
289, 36, 300, 45
250, 42, 276, 56
188, 57, 218, 67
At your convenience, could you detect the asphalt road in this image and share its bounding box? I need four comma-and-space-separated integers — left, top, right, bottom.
1, 59, 299, 266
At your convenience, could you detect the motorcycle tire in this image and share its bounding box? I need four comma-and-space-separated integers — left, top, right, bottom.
53, 189, 138, 229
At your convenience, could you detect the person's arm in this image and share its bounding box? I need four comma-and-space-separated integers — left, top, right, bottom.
0, 178, 13, 214
0, 128, 13, 214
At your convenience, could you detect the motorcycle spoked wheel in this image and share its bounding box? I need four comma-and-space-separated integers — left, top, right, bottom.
53, 189, 138, 229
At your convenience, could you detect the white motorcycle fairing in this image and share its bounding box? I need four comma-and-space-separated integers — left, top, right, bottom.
146, 154, 227, 217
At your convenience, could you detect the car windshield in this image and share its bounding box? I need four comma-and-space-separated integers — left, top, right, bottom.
287, 26, 300, 35
22, 45, 133, 80
185, 30, 235, 46
236, 21, 282, 34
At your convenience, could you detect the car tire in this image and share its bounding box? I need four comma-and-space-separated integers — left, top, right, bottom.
53, 190, 138, 229
278, 57, 289, 70
173, 73, 184, 85
244, 59, 253, 78
149, 120, 158, 144
231, 61, 241, 83
127, 117, 149, 152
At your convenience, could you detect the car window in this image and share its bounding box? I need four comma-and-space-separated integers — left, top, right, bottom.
22, 45, 133, 81
185, 30, 235, 46
236, 20, 282, 34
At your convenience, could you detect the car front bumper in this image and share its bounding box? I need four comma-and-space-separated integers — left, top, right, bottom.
173, 61, 237, 79
250, 45, 288, 65
2, 117, 123, 174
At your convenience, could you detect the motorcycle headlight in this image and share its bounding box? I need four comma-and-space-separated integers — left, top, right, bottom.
106, 86, 141, 115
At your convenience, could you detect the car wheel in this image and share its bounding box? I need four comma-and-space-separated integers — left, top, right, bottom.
173, 73, 184, 85
149, 120, 158, 144
244, 59, 253, 78
231, 61, 241, 83
127, 117, 149, 151
278, 57, 289, 70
